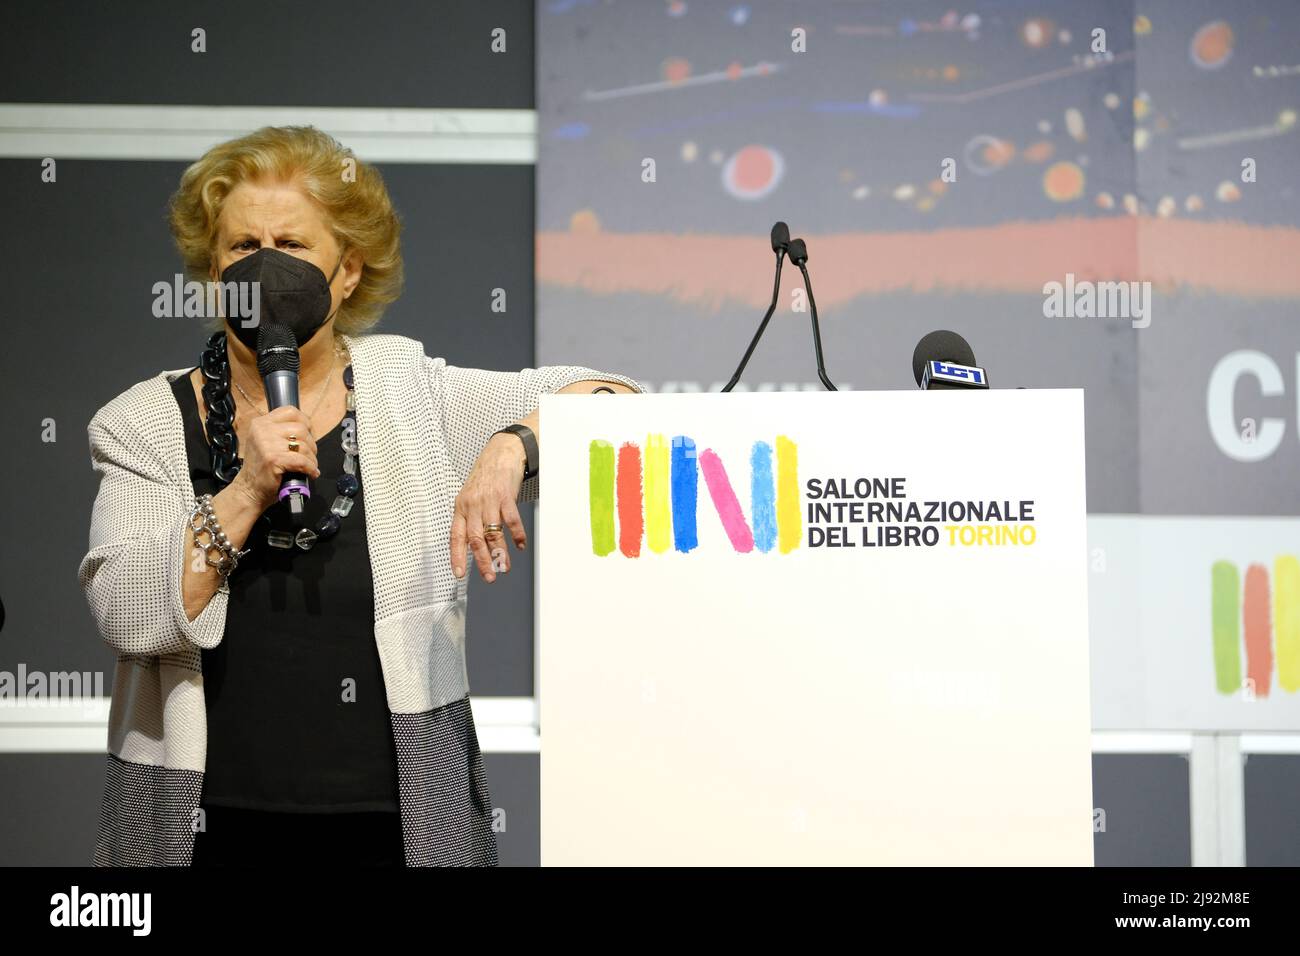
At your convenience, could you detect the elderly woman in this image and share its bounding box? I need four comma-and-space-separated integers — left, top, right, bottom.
79, 125, 640, 867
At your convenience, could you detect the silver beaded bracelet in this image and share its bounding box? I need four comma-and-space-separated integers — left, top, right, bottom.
189, 494, 250, 577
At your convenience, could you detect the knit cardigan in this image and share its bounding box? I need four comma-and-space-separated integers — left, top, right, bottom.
78, 332, 641, 866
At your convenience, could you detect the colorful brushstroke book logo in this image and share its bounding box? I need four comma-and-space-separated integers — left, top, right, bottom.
589, 435, 800, 556
1211, 558, 1300, 699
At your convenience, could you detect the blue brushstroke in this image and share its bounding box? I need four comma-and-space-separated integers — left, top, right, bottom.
811, 100, 923, 119
626, 96, 803, 139
750, 441, 777, 553
624, 94, 923, 141
671, 435, 698, 553
551, 122, 591, 141
545, 0, 594, 14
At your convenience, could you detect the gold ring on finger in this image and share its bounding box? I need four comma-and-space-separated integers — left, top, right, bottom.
288, 434, 300, 452
484, 523, 504, 536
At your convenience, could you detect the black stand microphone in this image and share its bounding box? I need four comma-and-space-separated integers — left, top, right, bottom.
722, 222, 789, 392
787, 238, 837, 391
912, 329, 990, 390
256, 322, 312, 515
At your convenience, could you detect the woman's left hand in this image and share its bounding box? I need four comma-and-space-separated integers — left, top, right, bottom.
451, 433, 529, 582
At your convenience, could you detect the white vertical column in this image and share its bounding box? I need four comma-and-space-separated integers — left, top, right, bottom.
1190, 733, 1246, 866
1215, 735, 1246, 866
533, 501, 543, 735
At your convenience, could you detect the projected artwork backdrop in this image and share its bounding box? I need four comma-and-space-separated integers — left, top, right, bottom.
535, 1, 1300, 731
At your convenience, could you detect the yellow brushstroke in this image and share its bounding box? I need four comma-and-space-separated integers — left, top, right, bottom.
776, 435, 801, 553
644, 433, 672, 553
1275, 555, 1300, 693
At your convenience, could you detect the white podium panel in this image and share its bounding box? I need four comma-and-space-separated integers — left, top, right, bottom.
538, 390, 1092, 865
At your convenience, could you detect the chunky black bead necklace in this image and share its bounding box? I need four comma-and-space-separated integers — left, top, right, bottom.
198, 331, 359, 552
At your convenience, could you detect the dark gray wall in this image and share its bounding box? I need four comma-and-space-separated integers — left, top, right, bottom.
1244, 755, 1300, 867
24, 749, 1300, 867
0, 753, 542, 866
0, 159, 544, 694
1091, 755, 1191, 867
0, 0, 534, 109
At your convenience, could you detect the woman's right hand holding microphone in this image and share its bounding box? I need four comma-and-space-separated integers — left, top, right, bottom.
183, 406, 321, 619
226, 406, 321, 514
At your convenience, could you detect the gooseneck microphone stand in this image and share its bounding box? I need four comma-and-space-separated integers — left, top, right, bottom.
722, 222, 788, 393
787, 238, 837, 392
721, 223, 837, 392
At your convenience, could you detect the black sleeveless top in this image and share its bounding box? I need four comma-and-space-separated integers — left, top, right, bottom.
170, 371, 400, 813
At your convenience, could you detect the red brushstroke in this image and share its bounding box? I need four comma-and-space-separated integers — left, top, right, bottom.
617, 442, 643, 558
537, 219, 1300, 308
1243, 563, 1273, 698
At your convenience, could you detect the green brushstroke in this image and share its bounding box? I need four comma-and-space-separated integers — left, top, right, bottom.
589, 440, 616, 556
1211, 560, 1241, 695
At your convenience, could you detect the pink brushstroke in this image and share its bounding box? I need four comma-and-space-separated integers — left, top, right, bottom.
698, 449, 755, 553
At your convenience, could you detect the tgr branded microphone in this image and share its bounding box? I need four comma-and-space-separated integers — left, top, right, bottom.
912, 330, 990, 390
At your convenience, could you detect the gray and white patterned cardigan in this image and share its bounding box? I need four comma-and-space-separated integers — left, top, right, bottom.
78, 331, 641, 866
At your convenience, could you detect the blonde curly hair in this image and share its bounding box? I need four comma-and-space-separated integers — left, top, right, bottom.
168, 125, 403, 335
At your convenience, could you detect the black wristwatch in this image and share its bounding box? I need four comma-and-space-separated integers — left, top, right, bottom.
495, 423, 539, 480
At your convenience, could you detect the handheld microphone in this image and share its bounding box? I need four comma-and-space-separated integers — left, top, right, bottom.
721, 222, 790, 392
912, 330, 990, 390
256, 322, 311, 514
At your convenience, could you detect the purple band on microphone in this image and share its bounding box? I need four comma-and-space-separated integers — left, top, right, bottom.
278, 478, 312, 501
